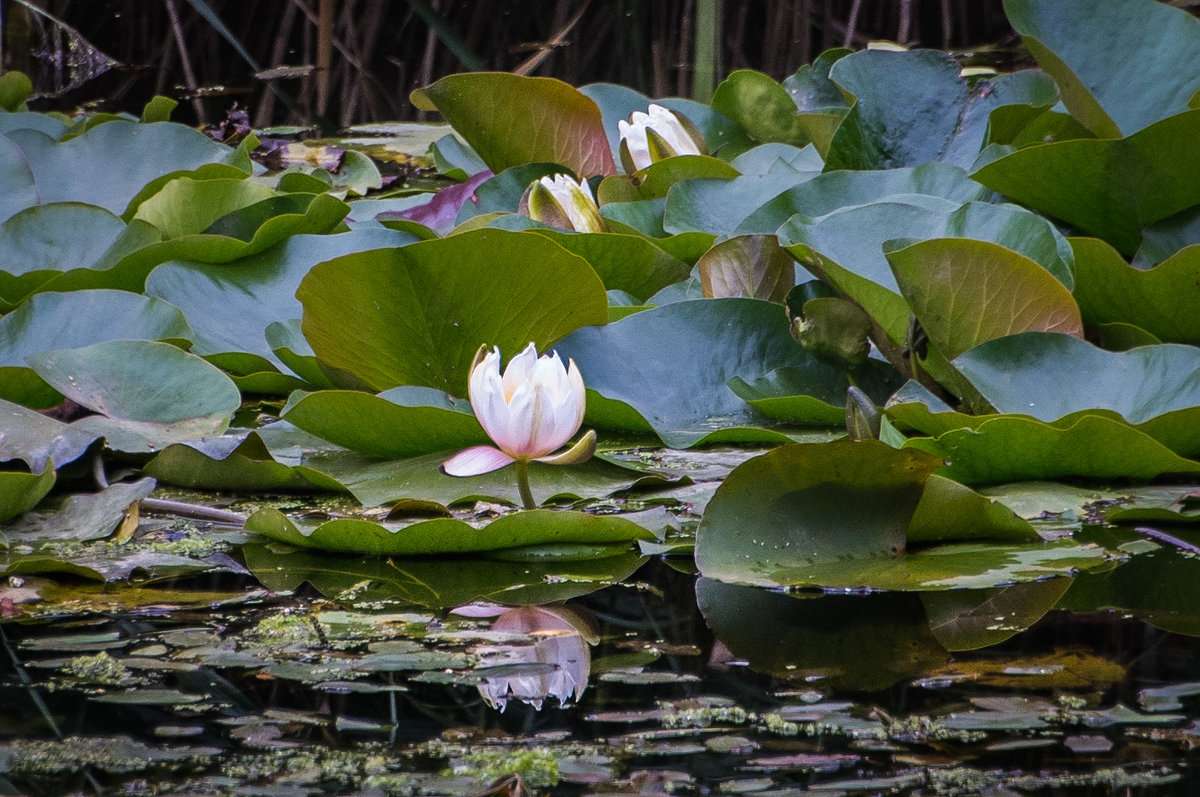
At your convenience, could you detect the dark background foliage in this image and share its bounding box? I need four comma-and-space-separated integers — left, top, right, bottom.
1, 0, 1018, 128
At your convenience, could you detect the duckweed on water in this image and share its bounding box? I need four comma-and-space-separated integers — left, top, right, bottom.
443, 747, 560, 788
59, 651, 134, 686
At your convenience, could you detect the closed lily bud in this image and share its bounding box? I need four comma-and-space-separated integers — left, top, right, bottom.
618, 103, 706, 173
519, 173, 607, 233
443, 342, 595, 477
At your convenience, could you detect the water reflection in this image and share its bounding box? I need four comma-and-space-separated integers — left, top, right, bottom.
454, 603, 596, 711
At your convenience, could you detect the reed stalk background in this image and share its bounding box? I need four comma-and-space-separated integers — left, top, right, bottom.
3, 0, 1021, 128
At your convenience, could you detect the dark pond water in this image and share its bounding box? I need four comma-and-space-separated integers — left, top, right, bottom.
3, 555, 1200, 795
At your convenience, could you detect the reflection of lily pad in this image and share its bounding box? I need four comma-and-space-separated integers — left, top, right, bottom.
244, 507, 653, 557
696, 579, 946, 691
243, 543, 645, 609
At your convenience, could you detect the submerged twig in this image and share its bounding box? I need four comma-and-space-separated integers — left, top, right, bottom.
93, 453, 247, 526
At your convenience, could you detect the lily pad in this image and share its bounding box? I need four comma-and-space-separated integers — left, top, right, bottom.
143, 429, 346, 493
1005, 0, 1200, 136
145, 228, 414, 376
954, 332, 1200, 455
971, 109, 1200, 255
0, 289, 193, 407
27, 340, 242, 454
412, 73, 615, 177
696, 439, 1111, 589
888, 238, 1083, 361
1072, 237, 1200, 345
8, 120, 241, 215
0, 204, 163, 308
554, 298, 900, 448
781, 200, 1076, 347
733, 161, 990, 237
711, 70, 811, 147
905, 414, 1200, 485
299, 448, 681, 509
0, 398, 100, 471
244, 507, 653, 557
281, 386, 487, 459
524, 229, 690, 301
298, 229, 608, 395
0, 461, 56, 525
824, 48, 1058, 171
3, 478, 155, 543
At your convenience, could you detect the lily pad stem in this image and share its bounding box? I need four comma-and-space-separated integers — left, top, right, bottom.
515, 460, 536, 510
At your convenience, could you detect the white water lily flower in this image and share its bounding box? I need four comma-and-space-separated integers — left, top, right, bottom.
618, 103, 705, 173
443, 342, 594, 477
520, 173, 607, 233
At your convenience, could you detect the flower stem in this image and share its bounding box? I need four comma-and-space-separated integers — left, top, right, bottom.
515, 460, 536, 510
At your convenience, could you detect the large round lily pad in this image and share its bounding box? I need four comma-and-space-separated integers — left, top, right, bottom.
298, 229, 609, 395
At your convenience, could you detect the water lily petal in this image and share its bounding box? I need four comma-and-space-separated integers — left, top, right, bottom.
536, 429, 596, 466
442, 445, 516, 476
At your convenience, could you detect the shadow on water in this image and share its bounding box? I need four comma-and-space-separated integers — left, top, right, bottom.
3, 553, 1200, 795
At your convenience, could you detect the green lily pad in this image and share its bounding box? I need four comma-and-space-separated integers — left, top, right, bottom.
905, 414, 1200, 485
888, 238, 1083, 361
145, 228, 413, 376
243, 542, 645, 609
696, 439, 1111, 589
1072, 237, 1200, 345
698, 234, 794, 302
299, 447, 681, 509
554, 298, 900, 448
908, 474, 1041, 546
0, 134, 40, 225
696, 440, 941, 585
712, 70, 811, 147
124, 190, 350, 267
27, 340, 242, 454
781, 200, 1075, 347
281, 386, 487, 459
0, 204, 164, 308
971, 109, 1200, 256
0, 398, 99, 471
734, 161, 990, 237
1004, 0, 1200, 136
525, 229, 690, 301
954, 332, 1200, 450
824, 48, 1059, 171
0, 460, 56, 525
298, 229, 608, 395
661, 163, 821, 238
0, 289, 193, 407
8, 120, 240, 215
3, 478, 155, 543
412, 73, 615, 177
245, 507, 653, 557
143, 429, 346, 493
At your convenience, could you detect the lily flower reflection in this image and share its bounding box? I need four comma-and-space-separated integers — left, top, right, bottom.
454, 603, 597, 711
